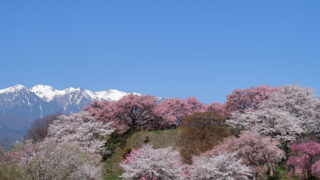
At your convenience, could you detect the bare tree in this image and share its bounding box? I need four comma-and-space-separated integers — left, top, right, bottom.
24, 113, 61, 142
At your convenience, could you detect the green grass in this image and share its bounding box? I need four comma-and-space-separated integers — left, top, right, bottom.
0, 164, 24, 180
102, 129, 180, 180
267, 165, 300, 180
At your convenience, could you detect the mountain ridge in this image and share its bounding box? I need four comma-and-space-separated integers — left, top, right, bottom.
0, 84, 138, 142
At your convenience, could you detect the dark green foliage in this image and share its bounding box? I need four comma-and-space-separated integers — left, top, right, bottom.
0, 164, 23, 180
266, 164, 300, 180
122, 148, 132, 159
104, 134, 128, 160
177, 112, 234, 164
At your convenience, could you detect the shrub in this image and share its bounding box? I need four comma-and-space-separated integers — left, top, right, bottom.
178, 112, 233, 164
0, 147, 24, 180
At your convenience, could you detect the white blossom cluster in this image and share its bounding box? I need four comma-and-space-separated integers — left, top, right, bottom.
189, 153, 252, 180
48, 112, 115, 155
260, 85, 320, 134
120, 145, 184, 180
19, 139, 102, 180
228, 108, 304, 142
227, 85, 320, 142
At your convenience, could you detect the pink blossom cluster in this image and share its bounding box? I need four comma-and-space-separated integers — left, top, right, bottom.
205, 102, 226, 117
287, 142, 320, 178
85, 86, 279, 134
203, 131, 284, 166
85, 95, 207, 134
225, 86, 278, 115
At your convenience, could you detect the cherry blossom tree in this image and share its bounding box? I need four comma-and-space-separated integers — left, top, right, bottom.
85, 95, 206, 133
120, 145, 184, 180
225, 86, 278, 115
189, 153, 252, 180
227, 108, 304, 143
111, 94, 161, 131
18, 139, 102, 180
84, 100, 115, 123
155, 97, 206, 126
202, 130, 285, 176
311, 161, 320, 179
85, 95, 165, 133
227, 85, 320, 143
48, 112, 115, 156
205, 102, 226, 117
259, 85, 320, 134
286, 142, 320, 179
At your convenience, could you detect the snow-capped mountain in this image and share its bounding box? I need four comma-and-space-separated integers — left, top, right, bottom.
30, 85, 133, 113
0, 84, 137, 142
30, 85, 131, 102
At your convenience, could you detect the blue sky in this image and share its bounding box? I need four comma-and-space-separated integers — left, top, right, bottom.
0, 1, 319, 103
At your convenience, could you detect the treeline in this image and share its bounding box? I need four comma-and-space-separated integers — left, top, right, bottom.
1, 84, 320, 180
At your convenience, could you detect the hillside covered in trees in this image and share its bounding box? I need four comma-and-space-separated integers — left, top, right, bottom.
1, 84, 320, 180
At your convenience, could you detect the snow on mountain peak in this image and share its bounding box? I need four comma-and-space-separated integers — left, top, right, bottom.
0, 84, 26, 93
29, 85, 134, 102
1, 84, 137, 102
64, 87, 81, 92
95, 89, 129, 101
30, 85, 63, 101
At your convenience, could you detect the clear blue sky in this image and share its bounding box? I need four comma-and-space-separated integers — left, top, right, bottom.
1, 1, 319, 103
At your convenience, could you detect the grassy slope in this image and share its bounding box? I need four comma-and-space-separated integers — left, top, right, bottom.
103, 129, 180, 180
102, 128, 297, 180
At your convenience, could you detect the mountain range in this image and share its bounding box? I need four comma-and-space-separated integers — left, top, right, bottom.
0, 84, 136, 143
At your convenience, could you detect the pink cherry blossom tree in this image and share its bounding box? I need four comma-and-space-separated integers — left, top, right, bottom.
112, 94, 160, 131
287, 142, 320, 179
205, 102, 227, 117
85, 94, 162, 133
85, 95, 206, 133
155, 97, 205, 126
311, 161, 320, 179
225, 86, 278, 115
